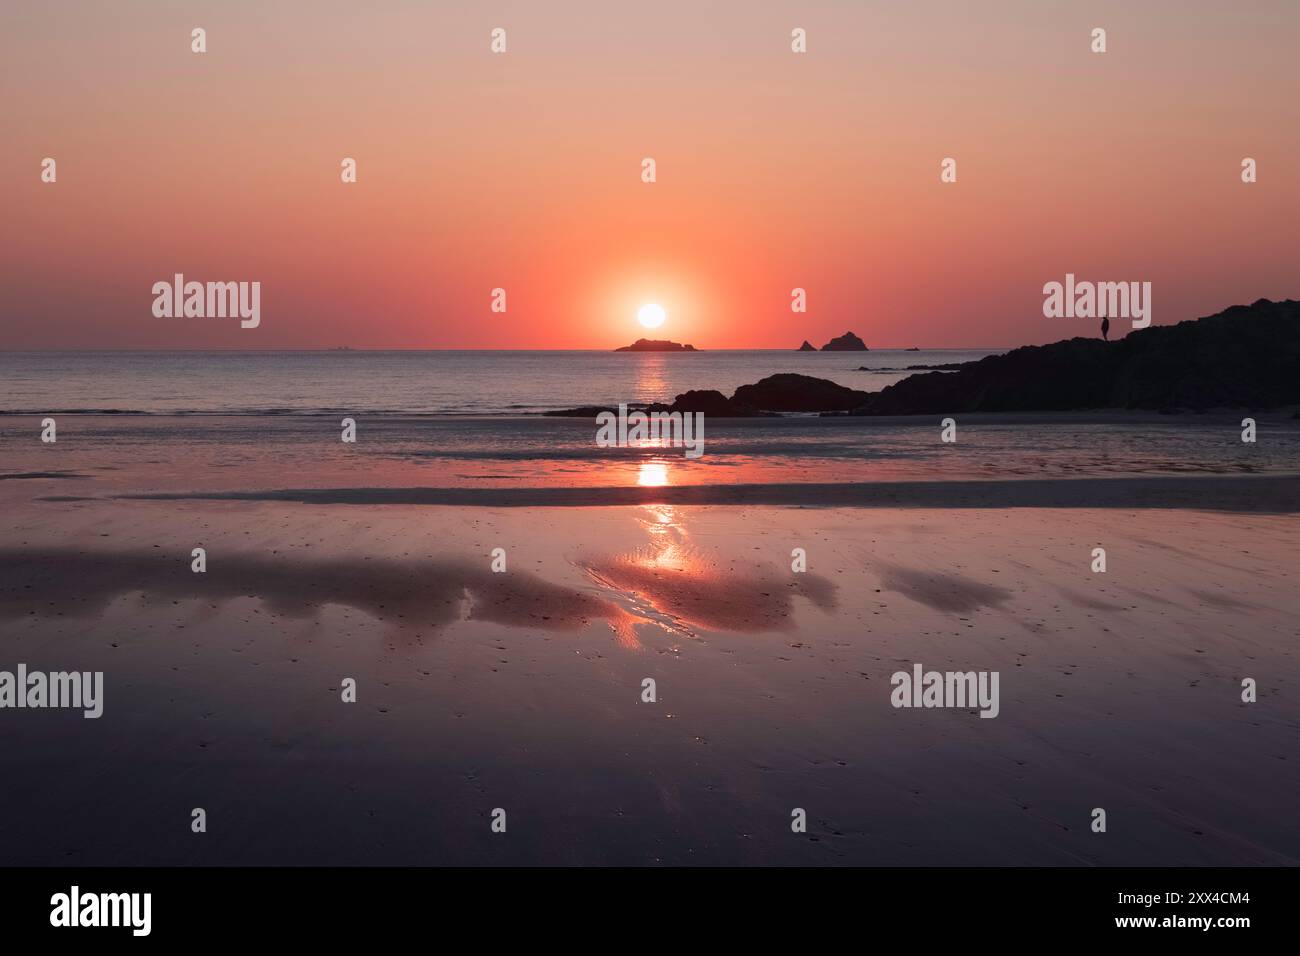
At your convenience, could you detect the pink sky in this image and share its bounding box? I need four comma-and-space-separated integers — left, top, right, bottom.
2, 0, 1298, 349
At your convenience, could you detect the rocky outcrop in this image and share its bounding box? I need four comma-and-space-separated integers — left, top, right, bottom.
615, 338, 698, 352
545, 374, 867, 417
821, 331, 868, 351
541, 405, 624, 417
647, 390, 744, 416
732, 374, 870, 412
797, 340, 817, 351
850, 299, 1300, 415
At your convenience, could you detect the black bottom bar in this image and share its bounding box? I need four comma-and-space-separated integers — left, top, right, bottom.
0, 867, 1287, 942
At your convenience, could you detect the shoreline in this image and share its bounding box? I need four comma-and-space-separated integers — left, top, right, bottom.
36, 473, 1300, 512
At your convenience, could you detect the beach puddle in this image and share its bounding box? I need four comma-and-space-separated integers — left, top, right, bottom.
0, 538, 834, 649
876, 564, 1013, 613
577, 504, 838, 635
0, 547, 632, 638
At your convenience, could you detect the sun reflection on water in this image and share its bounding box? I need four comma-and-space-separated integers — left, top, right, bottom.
634, 354, 668, 406
637, 461, 669, 487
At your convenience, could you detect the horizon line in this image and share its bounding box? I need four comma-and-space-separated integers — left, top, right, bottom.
0, 345, 1012, 353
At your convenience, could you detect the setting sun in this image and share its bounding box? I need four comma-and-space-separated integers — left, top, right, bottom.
637, 303, 666, 329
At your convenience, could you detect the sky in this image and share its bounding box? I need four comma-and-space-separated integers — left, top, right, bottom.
2, 0, 1298, 349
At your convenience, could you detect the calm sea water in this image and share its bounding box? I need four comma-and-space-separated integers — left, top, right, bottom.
3, 350, 1297, 487
0, 350, 998, 415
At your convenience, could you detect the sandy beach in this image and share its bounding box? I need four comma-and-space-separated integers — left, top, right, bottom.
2, 448, 1296, 865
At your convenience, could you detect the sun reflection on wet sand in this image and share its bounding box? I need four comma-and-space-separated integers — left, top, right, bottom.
636, 503, 692, 571
581, 503, 837, 636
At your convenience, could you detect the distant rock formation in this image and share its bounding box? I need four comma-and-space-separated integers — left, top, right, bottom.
850, 298, 1300, 415
821, 331, 868, 351
797, 340, 816, 351
616, 338, 697, 352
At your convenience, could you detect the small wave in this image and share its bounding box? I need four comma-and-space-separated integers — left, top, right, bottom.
0, 408, 154, 416
0, 407, 540, 418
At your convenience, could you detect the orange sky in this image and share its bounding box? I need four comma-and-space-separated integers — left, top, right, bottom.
2, 0, 1298, 349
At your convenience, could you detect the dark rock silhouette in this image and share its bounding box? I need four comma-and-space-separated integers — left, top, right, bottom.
850, 299, 1300, 415
797, 340, 816, 351
545, 374, 866, 417
732, 373, 870, 412
542, 405, 626, 417
648, 389, 743, 416
616, 338, 697, 352
821, 331, 869, 351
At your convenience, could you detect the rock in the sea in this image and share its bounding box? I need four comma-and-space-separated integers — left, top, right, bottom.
797, 340, 817, 351
541, 404, 623, 417
732, 373, 870, 412
851, 298, 1300, 415
615, 338, 698, 352
821, 331, 868, 351
648, 389, 743, 416
544, 374, 868, 417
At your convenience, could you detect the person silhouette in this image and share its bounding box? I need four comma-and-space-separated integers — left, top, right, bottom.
1101, 316, 1110, 341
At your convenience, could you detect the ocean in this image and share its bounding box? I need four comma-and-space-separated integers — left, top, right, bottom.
2, 349, 1297, 491
0, 349, 998, 416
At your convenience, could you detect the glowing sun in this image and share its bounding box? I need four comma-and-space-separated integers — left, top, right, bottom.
637, 303, 666, 329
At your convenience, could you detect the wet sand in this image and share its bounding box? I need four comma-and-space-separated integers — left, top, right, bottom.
1, 493, 1296, 865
